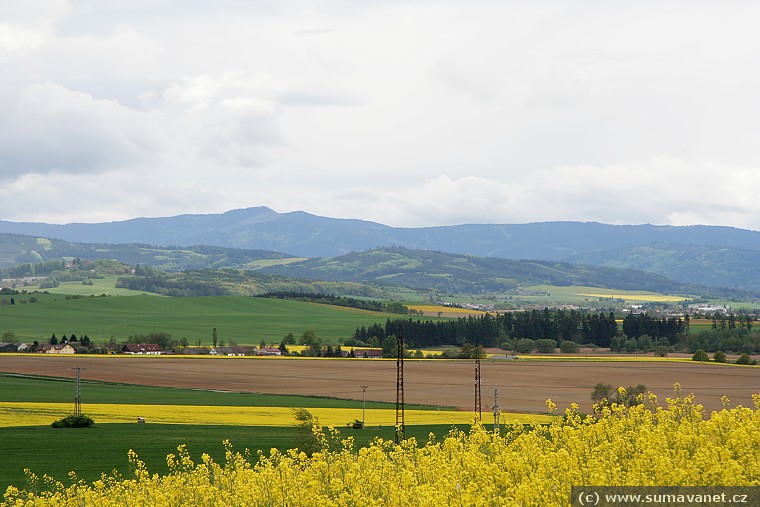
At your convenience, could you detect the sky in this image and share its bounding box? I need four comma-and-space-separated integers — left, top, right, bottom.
1, 0, 759, 230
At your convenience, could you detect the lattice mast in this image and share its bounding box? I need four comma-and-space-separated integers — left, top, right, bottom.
71, 367, 84, 416
474, 351, 482, 421
361, 385, 368, 429
493, 386, 501, 434
395, 333, 405, 443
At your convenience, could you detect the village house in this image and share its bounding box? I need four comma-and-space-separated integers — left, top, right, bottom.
0, 342, 18, 353
209, 346, 256, 356
181, 347, 209, 355
37, 343, 76, 354
258, 346, 282, 356
351, 348, 383, 359
121, 343, 162, 355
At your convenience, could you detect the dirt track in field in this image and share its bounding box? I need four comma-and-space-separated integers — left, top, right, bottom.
1, 356, 758, 414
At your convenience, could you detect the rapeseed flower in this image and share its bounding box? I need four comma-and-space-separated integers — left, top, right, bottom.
4, 390, 759, 506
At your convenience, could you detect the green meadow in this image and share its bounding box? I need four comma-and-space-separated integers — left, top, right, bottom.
0, 375, 461, 492
0, 423, 473, 493
0, 295, 405, 344
33, 275, 160, 297
0, 373, 404, 409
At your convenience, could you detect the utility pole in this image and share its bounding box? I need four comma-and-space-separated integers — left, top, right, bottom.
493, 386, 501, 434
361, 385, 368, 429
71, 367, 84, 416
474, 350, 482, 421
395, 333, 405, 443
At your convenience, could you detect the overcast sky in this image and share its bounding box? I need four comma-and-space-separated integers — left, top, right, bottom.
1, 0, 759, 229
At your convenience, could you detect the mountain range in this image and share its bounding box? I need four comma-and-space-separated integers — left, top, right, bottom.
3, 207, 760, 258
1, 207, 760, 293
259, 247, 691, 296
0, 233, 297, 272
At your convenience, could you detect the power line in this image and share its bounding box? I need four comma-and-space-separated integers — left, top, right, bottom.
361, 385, 368, 429
395, 333, 405, 443
493, 386, 501, 434
474, 352, 482, 421
70, 367, 85, 416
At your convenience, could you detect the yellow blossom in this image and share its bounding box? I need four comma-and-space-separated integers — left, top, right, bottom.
4, 392, 760, 507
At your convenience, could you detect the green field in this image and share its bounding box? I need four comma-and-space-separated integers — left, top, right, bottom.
0, 423, 475, 492
33, 275, 160, 297
0, 295, 405, 344
0, 373, 404, 409
0, 375, 466, 492
688, 320, 716, 333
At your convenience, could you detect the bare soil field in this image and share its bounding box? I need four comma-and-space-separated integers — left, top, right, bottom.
1, 355, 758, 414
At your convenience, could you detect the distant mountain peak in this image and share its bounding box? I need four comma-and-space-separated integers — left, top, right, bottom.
0, 208, 759, 291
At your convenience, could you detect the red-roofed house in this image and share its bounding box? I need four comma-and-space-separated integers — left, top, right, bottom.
352, 348, 383, 359
121, 343, 162, 355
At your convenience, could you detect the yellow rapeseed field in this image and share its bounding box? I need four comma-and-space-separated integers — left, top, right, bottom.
4, 387, 759, 506
407, 304, 488, 315
578, 292, 689, 302
0, 403, 548, 428
519, 354, 693, 362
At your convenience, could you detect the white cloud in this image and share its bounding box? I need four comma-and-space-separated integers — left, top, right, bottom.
312, 158, 760, 230
0, 0, 70, 61
0, 0, 759, 231
161, 72, 283, 166
0, 82, 159, 177
0, 23, 46, 60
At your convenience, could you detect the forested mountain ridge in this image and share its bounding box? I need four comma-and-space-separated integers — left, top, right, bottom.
565, 242, 760, 292
5, 242, 756, 300
113, 265, 397, 298
0, 208, 388, 258
2, 207, 760, 259
0, 233, 299, 271
2, 208, 760, 292
259, 247, 700, 295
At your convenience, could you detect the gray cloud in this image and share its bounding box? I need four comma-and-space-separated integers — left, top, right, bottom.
0, 82, 159, 177
0, 0, 759, 231
278, 90, 360, 107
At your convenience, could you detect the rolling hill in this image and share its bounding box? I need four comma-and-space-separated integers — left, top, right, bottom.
259, 247, 698, 296
2, 207, 760, 260
8, 243, 721, 299
566, 242, 760, 291
2, 208, 760, 292
0, 233, 300, 271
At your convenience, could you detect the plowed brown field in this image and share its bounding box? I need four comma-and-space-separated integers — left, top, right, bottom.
1, 355, 758, 414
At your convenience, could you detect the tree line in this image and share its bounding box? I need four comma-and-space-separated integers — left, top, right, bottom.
621, 313, 690, 343
2, 258, 130, 279
683, 328, 760, 355
116, 265, 227, 296
350, 311, 700, 349
115, 265, 390, 298
353, 310, 617, 348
